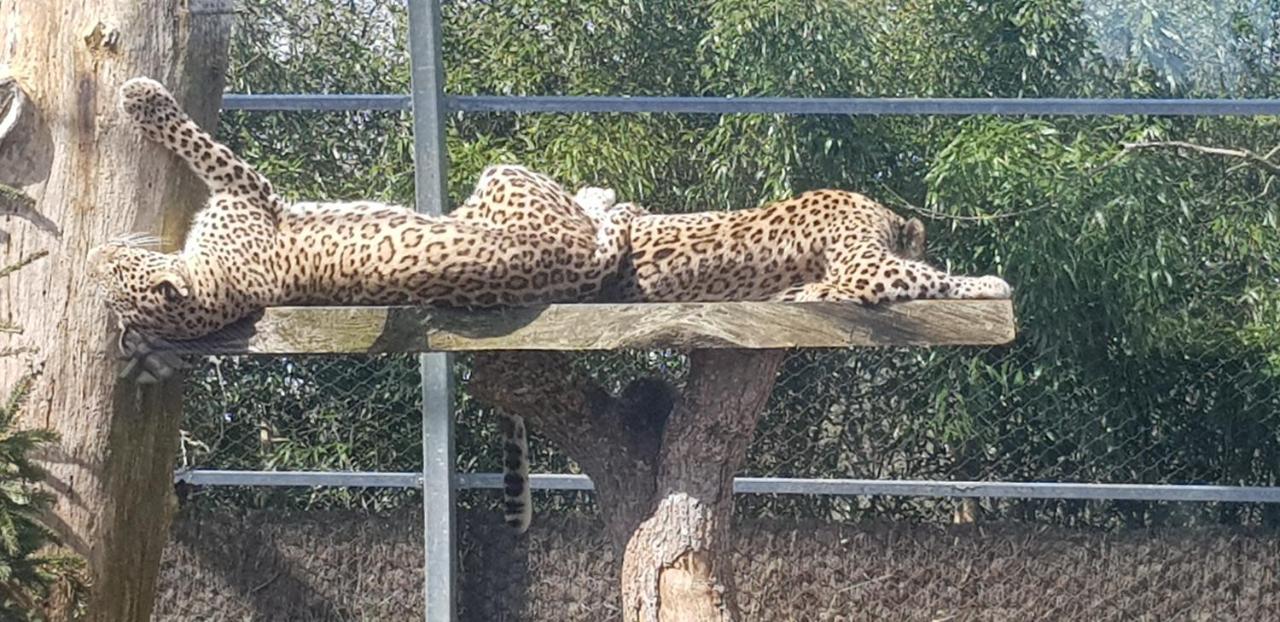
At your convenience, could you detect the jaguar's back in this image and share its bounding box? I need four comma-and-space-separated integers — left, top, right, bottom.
604, 189, 1010, 304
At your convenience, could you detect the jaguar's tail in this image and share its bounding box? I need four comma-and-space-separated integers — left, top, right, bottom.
499, 414, 532, 533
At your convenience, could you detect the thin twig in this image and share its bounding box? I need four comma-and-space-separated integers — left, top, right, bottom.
0, 250, 48, 279
247, 571, 282, 595
0, 182, 35, 216
1086, 147, 1134, 179
876, 183, 1047, 222
1120, 140, 1280, 176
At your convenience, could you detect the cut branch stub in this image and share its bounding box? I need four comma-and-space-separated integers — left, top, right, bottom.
0, 70, 60, 241
0, 69, 27, 146
0, 70, 36, 225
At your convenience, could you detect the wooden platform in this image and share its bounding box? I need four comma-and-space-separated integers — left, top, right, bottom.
164, 300, 1016, 355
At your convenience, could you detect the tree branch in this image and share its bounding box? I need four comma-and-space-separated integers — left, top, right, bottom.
1120, 140, 1280, 176
0, 249, 47, 279
0, 182, 35, 217
876, 183, 1048, 222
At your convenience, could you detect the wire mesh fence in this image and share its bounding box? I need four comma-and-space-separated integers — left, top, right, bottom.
155, 508, 1280, 621
170, 339, 1280, 620
178, 340, 1280, 526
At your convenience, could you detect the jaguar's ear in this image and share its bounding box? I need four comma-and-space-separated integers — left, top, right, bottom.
148, 270, 190, 301
902, 217, 927, 260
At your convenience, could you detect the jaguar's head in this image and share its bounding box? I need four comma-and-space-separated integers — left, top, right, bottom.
88, 235, 200, 341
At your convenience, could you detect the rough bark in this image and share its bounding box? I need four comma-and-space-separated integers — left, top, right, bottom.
0, 2, 231, 620
470, 349, 785, 621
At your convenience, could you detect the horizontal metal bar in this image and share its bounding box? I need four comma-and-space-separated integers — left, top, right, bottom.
171, 470, 592, 490
223, 94, 412, 111
175, 470, 1280, 503
175, 470, 423, 487
221, 94, 1280, 116
729, 478, 1280, 503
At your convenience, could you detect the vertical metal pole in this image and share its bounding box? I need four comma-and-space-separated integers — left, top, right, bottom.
406, 1, 455, 620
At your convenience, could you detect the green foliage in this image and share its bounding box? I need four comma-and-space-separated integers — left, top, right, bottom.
0, 258, 86, 620
0, 377, 83, 620
184, 0, 1280, 526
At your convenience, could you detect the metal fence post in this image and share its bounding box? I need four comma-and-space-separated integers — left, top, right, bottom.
406, 0, 455, 619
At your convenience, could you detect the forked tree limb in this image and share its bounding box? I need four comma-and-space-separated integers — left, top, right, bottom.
470, 349, 786, 622
468, 352, 668, 550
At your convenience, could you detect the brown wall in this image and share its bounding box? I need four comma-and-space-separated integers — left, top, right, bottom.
155, 509, 1280, 621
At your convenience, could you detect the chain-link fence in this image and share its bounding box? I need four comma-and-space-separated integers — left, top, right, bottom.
177, 343, 1280, 526
169, 340, 1280, 620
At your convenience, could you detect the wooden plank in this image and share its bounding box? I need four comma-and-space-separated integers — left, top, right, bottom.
165, 300, 1015, 355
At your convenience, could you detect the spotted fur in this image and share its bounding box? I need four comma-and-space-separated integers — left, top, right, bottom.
91, 79, 636, 344
572, 186, 1009, 303
90, 78, 640, 533
498, 414, 532, 531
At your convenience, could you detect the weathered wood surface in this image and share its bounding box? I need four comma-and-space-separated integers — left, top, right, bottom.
163, 300, 1016, 355
0, 1, 232, 620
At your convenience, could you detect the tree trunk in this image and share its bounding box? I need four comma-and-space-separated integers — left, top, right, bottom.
470, 348, 785, 621
0, 2, 231, 620
621, 350, 784, 621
